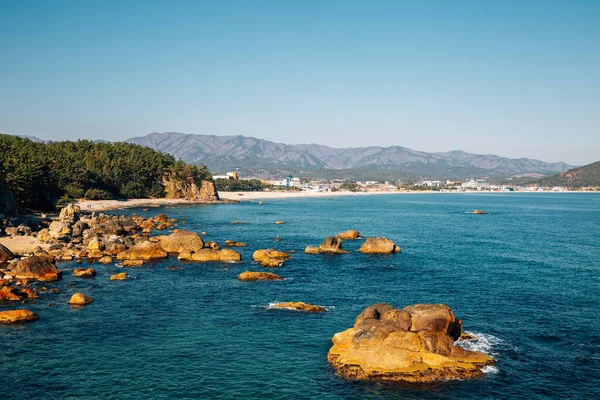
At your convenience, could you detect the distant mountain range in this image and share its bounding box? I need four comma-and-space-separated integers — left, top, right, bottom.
125, 132, 574, 180
538, 161, 600, 188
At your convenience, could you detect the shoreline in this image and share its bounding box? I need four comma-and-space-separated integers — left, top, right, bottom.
217, 190, 593, 201
73, 190, 597, 211
75, 198, 228, 212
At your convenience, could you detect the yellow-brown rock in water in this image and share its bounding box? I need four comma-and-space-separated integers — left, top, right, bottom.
238, 271, 283, 281
327, 303, 495, 383
0, 243, 14, 262
472, 210, 487, 215
116, 241, 168, 260
319, 236, 348, 254
253, 249, 290, 267
271, 302, 326, 312
358, 237, 400, 254
337, 230, 361, 240
72, 268, 96, 278
0, 309, 39, 323
206, 241, 220, 250
225, 240, 247, 247
99, 256, 113, 264
110, 272, 127, 281
0, 286, 21, 301
68, 292, 94, 305
275, 221, 285, 225
8, 254, 60, 281
179, 248, 241, 262
156, 230, 205, 253
304, 246, 320, 254
122, 259, 146, 267
20, 287, 38, 299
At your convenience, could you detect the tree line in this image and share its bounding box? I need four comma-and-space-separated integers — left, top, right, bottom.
0, 134, 212, 210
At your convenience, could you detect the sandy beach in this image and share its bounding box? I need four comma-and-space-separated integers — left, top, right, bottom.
217, 190, 423, 201
75, 198, 223, 212
0, 236, 50, 255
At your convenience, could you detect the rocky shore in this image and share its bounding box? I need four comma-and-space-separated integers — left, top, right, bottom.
0, 201, 495, 385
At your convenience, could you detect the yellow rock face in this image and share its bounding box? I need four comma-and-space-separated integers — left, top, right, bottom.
122, 259, 146, 267
358, 237, 401, 254
67, 292, 94, 305
304, 246, 320, 254
238, 271, 282, 281
327, 303, 495, 383
72, 268, 96, 278
272, 302, 326, 313
337, 230, 360, 240
116, 241, 168, 260
157, 230, 204, 253
178, 248, 241, 262
0, 309, 39, 323
110, 272, 127, 281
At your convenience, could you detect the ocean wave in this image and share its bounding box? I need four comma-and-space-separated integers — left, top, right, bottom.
480, 365, 499, 374
457, 331, 505, 356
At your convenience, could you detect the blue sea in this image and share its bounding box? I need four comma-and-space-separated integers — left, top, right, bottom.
1, 193, 599, 399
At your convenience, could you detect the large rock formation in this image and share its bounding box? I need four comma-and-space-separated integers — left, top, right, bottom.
59, 203, 80, 224
162, 173, 219, 201
8, 254, 60, 281
0, 309, 39, 323
319, 236, 348, 254
157, 230, 204, 253
252, 249, 290, 267
359, 237, 400, 254
178, 248, 241, 262
0, 243, 14, 262
327, 303, 495, 383
116, 241, 168, 260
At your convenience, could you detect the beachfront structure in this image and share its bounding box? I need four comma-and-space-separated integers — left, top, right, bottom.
213, 171, 239, 181
462, 179, 490, 190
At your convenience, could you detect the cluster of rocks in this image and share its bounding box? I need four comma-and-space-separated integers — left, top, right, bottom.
0, 203, 244, 322
327, 303, 495, 383
305, 231, 400, 255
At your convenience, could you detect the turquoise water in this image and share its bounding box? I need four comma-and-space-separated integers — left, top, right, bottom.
1, 193, 599, 399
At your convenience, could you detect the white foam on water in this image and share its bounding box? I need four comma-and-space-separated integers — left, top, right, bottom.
456, 331, 504, 356
480, 365, 499, 374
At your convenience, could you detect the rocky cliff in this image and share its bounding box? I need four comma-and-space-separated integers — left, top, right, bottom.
161, 173, 219, 201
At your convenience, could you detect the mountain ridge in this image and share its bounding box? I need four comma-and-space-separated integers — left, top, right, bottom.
125, 132, 574, 179
538, 161, 600, 188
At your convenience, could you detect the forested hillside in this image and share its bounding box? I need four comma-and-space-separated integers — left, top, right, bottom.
538, 161, 600, 188
0, 134, 213, 210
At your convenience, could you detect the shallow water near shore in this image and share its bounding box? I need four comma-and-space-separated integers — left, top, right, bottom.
2, 193, 600, 399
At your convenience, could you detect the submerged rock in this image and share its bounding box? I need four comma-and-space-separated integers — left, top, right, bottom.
238, 271, 283, 281
358, 237, 400, 254
67, 292, 94, 305
0, 309, 39, 323
327, 303, 495, 383
272, 302, 326, 313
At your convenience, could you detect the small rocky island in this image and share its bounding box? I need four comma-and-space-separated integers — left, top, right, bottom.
327, 303, 495, 383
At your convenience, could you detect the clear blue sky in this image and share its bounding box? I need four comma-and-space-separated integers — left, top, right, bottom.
1, 0, 598, 165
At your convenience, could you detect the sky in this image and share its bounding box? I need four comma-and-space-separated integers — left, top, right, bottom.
1, 0, 598, 165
